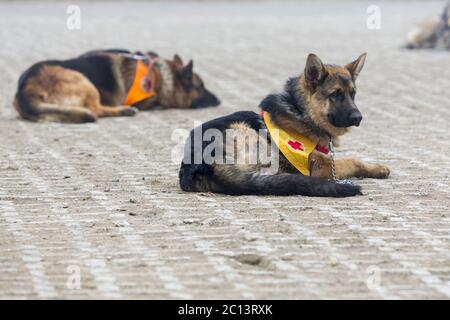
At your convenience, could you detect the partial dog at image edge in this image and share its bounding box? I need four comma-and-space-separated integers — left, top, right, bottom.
13, 49, 220, 123
406, 2, 450, 49
179, 53, 390, 197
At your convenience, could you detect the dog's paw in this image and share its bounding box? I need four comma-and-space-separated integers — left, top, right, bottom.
121, 107, 138, 117
369, 164, 390, 179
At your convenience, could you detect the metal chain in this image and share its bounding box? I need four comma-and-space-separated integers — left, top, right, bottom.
328, 137, 337, 181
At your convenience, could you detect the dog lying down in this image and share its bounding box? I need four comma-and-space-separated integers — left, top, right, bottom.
14, 49, 220, 123
406, 2, 450, 49
179, 53, 390, 197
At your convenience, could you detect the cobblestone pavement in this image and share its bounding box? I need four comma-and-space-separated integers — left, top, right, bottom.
0, 1, 449, 299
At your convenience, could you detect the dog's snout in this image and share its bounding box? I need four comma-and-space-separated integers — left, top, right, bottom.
204, 90, 221, 107
210, 94, 221, 107
192, 90, 221, 108
349, 111, 362, 127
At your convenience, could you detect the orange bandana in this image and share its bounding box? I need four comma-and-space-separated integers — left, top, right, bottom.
123, 58, 158, 106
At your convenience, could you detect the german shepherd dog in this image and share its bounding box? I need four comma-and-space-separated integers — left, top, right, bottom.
406, 2, 450, 49
14, 49, 220, 123
179, 53, 390, 197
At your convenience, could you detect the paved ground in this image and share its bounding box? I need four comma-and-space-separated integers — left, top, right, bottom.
0, 1, 449, 299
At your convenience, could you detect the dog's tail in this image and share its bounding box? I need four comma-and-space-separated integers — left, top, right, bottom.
14, 94, 97, 123
179, 164, 362, 197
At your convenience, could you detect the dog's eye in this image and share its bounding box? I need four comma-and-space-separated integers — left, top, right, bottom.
330, 90, 343, 99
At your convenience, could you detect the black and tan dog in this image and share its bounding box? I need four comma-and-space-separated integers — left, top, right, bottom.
179, 53, 390, 197
14, 49, 220, 123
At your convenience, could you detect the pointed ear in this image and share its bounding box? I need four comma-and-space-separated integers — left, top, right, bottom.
304, 53, 328, 89
179, 60, 193, 79
173, 54, 183, 66
345, 53, 367, 81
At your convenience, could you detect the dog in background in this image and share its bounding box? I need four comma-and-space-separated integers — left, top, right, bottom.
406, 2, 450, 49
14, 49, 220, 123
179, 53, 390, 197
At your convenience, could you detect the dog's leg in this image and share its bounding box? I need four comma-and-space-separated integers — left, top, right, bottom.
134, 97, 158, 111
83, 86, 137, 118
310, 152, 390, 179
67, 72, 138, 118
95, 105, 138, 118
334, 158, 390, 179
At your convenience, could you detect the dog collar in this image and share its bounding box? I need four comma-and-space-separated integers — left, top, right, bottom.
262, 111, 329, 176
123, 55, 159, 106
315, 143, 330, 154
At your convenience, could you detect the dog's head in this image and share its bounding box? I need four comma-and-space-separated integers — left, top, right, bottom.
161, 54, 220, 109
302, 53, 367, 136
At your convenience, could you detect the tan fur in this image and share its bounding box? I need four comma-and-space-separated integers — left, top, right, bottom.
211, 122, 278, 186
212, 122, 259, 186
158, 59, 205, 109
23, 65, 132, 122
309, 150, 390, 179
300, 72, 349, 138
408, 18, 440, 48
229, 122, 251, 131
298, 53, 390, 180
224, 122, 265, 172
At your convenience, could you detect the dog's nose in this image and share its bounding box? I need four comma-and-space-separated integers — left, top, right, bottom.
212, 96, 221, 107
207, 91, 221, 107
349, 111, 362, 127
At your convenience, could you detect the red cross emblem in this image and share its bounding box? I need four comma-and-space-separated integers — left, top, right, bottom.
288, 140, 304, 151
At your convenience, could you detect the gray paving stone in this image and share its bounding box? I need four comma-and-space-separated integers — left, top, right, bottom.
0, 1, 449, 299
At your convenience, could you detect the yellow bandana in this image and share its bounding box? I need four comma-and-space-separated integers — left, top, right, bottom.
263, 111, 317, 176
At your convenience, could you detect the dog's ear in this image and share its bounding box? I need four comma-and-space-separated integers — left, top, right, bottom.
179, 60, 193, 79
304, 53, 328, 89
345, 53, 367, 81
173, 54, 183, 66
177, 60, 194, 88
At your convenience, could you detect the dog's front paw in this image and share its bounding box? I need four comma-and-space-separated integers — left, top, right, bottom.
369, 164, 390, 179
121, 107, 138, 117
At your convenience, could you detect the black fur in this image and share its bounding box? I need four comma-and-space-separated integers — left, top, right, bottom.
14, 90, 35, 119
207, 171, 361, 197
15, 62, 44, 118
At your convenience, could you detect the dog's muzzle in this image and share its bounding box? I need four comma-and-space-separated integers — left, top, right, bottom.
328, 109, 363, 127
348, 111, 363, 127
